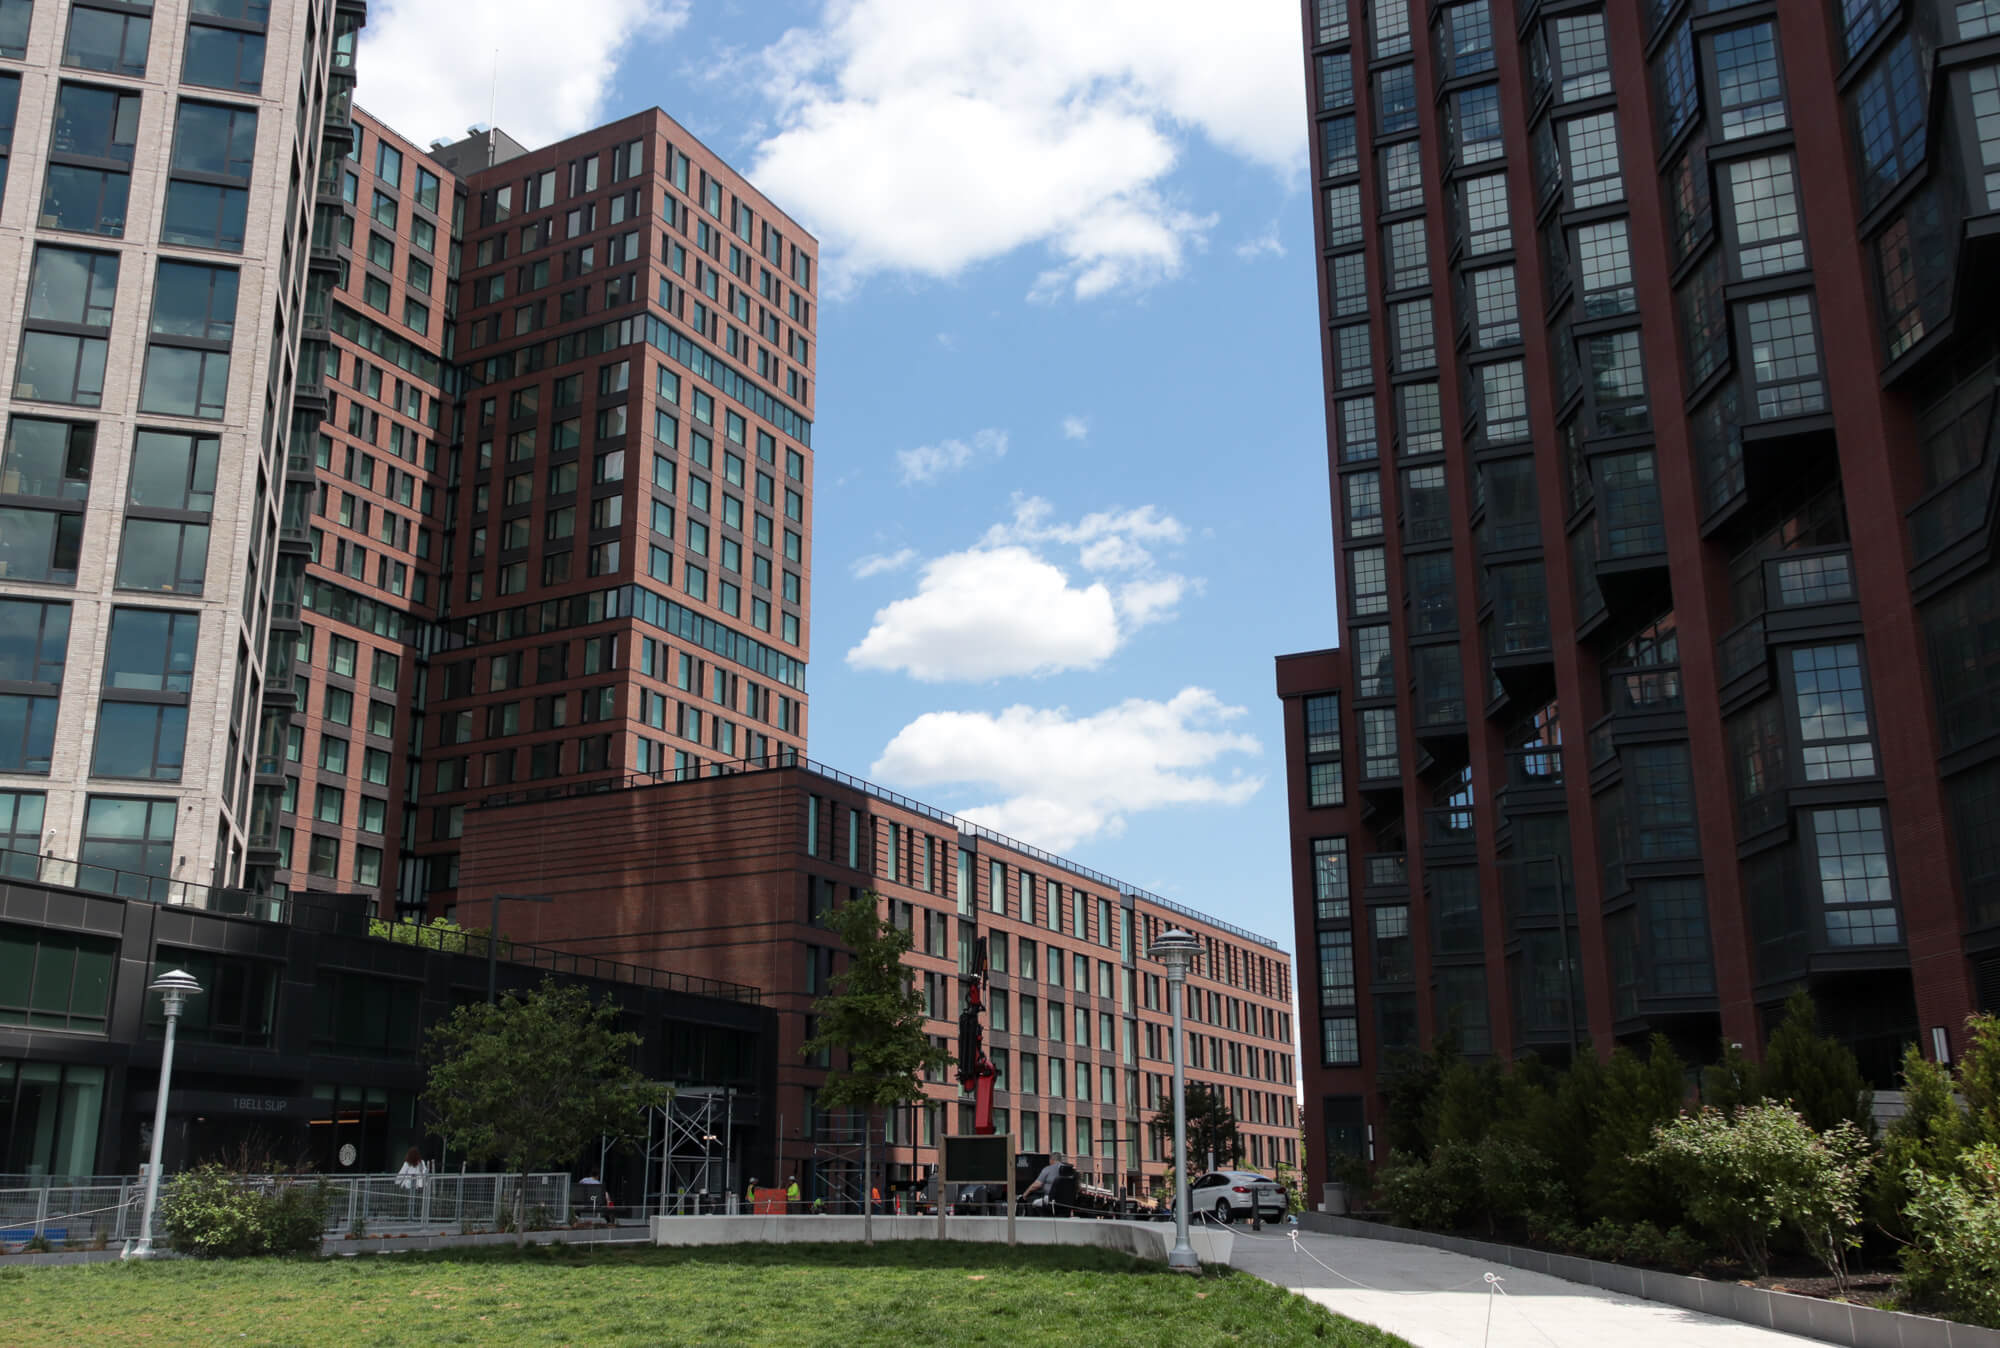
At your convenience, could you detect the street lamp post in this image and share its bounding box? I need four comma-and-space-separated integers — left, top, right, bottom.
125, 969, 202, 1259
1148, 928, 1203, 1274
488, 892, 553, 1003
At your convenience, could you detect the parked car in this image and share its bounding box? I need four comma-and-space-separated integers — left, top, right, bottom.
1188, 1170, 1286, 1223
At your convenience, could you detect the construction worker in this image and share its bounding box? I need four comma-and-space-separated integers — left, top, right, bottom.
746, 1177, 757, 1209
785, 1174, 801, 1211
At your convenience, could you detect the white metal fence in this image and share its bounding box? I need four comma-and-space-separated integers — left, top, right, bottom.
0, 1172, 578, 1248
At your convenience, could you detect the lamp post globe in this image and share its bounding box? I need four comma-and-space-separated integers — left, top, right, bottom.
125, 969, 203, 1259
1147, 928, 1203, 1273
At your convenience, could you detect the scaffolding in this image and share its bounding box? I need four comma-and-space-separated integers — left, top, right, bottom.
643, 1086, 737, 1214
807, 1115, 884, 1213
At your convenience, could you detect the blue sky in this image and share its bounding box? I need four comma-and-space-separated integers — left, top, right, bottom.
359, 0, 1334, 953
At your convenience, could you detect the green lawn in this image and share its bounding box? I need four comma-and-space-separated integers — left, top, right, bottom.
4, 1241, 1405, 1347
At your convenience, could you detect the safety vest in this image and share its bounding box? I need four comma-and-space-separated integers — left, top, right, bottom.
786, 1182, 801, 1202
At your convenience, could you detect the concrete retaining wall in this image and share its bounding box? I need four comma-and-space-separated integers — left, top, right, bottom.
1296, 1213, 2000, 1348
649, 1214, 1233, 1266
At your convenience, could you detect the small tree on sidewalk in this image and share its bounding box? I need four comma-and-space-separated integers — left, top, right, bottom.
1150, 1082, 1242, 1179
425, 977, 667, 1246
799, 893, 949, 1245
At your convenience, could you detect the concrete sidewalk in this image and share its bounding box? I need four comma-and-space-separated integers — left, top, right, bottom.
1231, 1225, 1816, 1347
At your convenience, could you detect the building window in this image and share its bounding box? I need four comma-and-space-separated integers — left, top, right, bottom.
1440, 3, 1496, 80
1434, 966, 1490, 1055
41, 83, 139, 237
1324, 183, 1361, 248
1321, 114, 1357, 179
1743, 294, 1824, 418
1583, 330, 1648, 435
1712, 23, 1787, 141
1970, 62, 2000, 211
1370, 905, 1411, 983
183, 12, 266, 95
1811, 806, 1901, 945
1317, 51, 1353, 112
1381, 140, 1423, 211
1320, 1016, 1359, 1067
1451, 83, 1503, 165
1626, 743, 1698, 859
63, 4, 149, 76
92, 611, 194, 780
1791, 643, 1876, 780
0, 922, 115, 1032
1563, 113, 1623, 207
1353, 625, 1393, 697
1465, 265, 1518, 348
1573, 220, 1635, 320
0, 0, 27, 58
1376, 65, 1417, 133
1343, 472, 1381, 539
1475, 361, 1529, 446
1399, 382, 1442, 455
1349, 546, 1387, 616
1316, 929, 1355, 1011
77, 795, 176, 899
15, 246, 117, 407
1391, 299, 1436, 374
138, 261, 238, 419
117, 431, 218, 594
1642, 879, 1716, 994
1313, 837, 1349, 920
1851, 35, 1927, 210
1384, 218, 1428, 293
1551, 12, 1610, 101
1361, 708, 1398, 779
0, 790, 44, 875
1328, 251, 1367, 316
1461, 173, 1510, 255
162, 100, 257, 252
1725, 155, 1805, 280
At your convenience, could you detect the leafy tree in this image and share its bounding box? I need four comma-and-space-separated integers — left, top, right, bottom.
1759, 989, 1872, 1134
1700, 1039, 1761, 1116
1901, 1143, 2000, 1328
1377, 1043, 1452, 1160
799, 894, 950, 1243
1649, 1103, 1872, 1285
425, 977, 666, 1245
1432, 1059, 1504, 1147
1870, 1043, 1972, 1237
1587, 1037, 1688, 1225
1150, 1082, 1241, 1175
1962, 1014, 2000, 1147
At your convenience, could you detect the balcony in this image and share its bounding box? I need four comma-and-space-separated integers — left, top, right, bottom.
1763, 547, 1861, 636
1496, 745, 1565, 815
1421, 806, 1477, 860
1364, 852, 1409, 896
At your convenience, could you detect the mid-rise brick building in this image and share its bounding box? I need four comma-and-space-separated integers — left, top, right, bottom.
457, 757, 1300, 1204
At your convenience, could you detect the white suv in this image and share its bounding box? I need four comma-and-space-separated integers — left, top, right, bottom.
1189, 1170, 1286, 1223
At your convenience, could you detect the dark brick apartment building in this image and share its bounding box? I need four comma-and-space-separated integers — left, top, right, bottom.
1277, 0, 2000, 1187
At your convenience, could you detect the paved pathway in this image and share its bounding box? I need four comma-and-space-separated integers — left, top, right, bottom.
1230, 1226, 1818, 1348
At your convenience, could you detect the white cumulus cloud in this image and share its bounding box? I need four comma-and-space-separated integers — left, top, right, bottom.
852, 548, 918, 579
750, 0, 1305, 300
358, 0, 689, 150
847, 497, 1193, 681
871, 688, 1263, 852
1235, 221, 1286, 261
897, 427, 1008, 485
1061, 415, 1090, 442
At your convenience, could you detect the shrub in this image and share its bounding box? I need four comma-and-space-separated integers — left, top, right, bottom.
1473, 1135, 1559, 1233
1759, 990, 1873, 1136
1869, 1044, 1971, 1239
158, 1164, 329, 1258
1377, 1142, 1480, 1232
1900, 1144, 2000, 1328
1648, 1104, 1870, 1286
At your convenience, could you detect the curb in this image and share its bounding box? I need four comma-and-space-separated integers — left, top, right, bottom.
1294, 1213, 2000, 1348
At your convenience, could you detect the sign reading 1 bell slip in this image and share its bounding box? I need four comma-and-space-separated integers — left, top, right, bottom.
943, 1134, 1011, 1186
